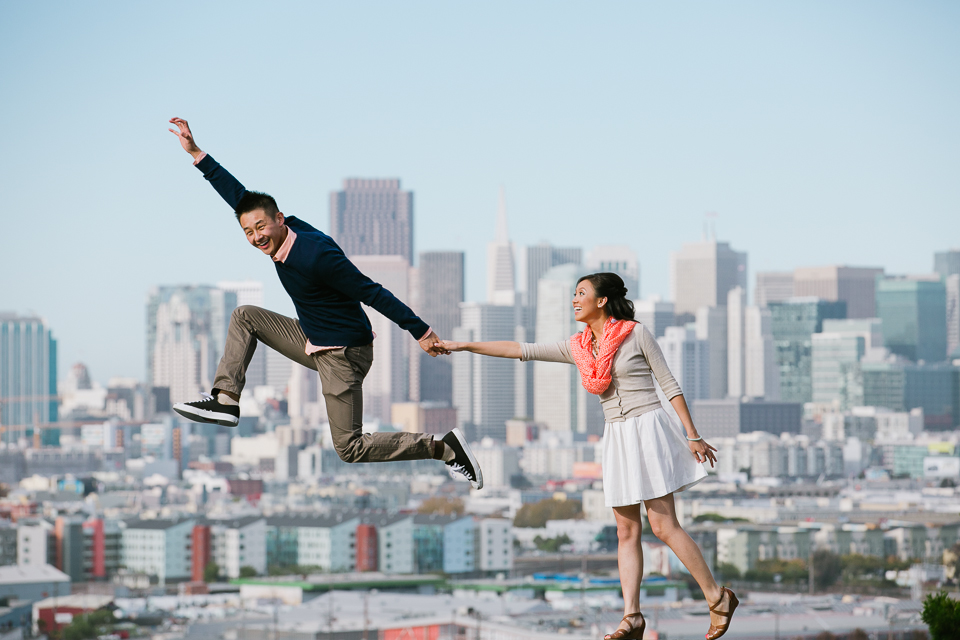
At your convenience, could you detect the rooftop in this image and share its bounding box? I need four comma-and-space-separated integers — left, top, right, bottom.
0, 564, 70, 586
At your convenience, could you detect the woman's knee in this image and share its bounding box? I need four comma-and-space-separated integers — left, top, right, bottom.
616, 519, 641, 543
647, 513, 680, 541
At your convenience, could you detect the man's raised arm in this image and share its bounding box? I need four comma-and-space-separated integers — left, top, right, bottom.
168, 117, 248, 211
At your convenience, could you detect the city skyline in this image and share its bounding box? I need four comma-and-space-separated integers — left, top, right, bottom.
2, 2, 958, 384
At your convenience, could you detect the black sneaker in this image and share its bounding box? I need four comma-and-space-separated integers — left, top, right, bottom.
173, 393, 240, 427
442, 428, 483, 490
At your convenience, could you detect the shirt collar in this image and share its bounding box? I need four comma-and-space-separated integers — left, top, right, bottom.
272, 226, 297, 263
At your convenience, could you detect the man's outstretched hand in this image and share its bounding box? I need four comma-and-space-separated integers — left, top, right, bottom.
168, 117, 203, 160
419, 330, 450, 357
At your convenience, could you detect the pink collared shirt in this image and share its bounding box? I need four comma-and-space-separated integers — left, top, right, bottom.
196, 150, 433, 353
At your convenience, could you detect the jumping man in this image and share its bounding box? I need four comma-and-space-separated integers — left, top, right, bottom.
167, 117, 482, 489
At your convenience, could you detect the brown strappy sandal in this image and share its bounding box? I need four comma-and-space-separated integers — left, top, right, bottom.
603, 611, 645, 640
705, 586, 739, 640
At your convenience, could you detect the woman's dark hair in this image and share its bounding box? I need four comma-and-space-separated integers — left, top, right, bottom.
577, 272, 635, 321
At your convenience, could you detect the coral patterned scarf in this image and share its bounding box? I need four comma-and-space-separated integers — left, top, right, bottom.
570, 318, 637, 395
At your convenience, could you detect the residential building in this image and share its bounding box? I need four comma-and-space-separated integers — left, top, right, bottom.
442, 516, 477, 574
390, 402, 457, 436
16, 521, 52, 568
371, 513, 414, 574
146, 285, 237, 405
452, 303, 516, 441
0, 565, 70, 603
472, 443, 521, 489
658, 326, 710, 402
0, 313, 58, 445
755, 272, 794, 308
350, 255, 414, 421
876, 276, 948, 362
120, 519, 195, 584
0, 524, 15, 567
477, 518, 513, 573
669, 239, 747, 316
265, 513, 360, 572
54, 518, 84, 583
793, 266, 884, 319
412, 514, 458, 574
584, 245, 639, 298
209, 517, 266, 579
769, 298, 847, 403
329, 178, 413, 262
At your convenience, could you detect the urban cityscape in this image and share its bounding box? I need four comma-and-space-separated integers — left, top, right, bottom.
3, 2, 960, 640
1, 171, 958, 639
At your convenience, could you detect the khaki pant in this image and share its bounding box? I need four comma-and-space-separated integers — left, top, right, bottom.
213, 305, 435, 463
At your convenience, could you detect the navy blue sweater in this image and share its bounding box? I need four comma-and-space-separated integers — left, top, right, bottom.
195, 154, 429, 347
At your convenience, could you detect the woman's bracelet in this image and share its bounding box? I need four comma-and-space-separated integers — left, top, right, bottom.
686, 435, 702, 442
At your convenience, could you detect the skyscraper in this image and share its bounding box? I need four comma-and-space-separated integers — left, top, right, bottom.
875, 276, 947, 362
811, 332, 865, 410
146, 286, 237, 406
0, 313, 58, 444
217, 281, 267, 388
793, 266, 884, 319
417, 251, 465, 403
584, 245, 640, 299
518, 244, 582, 320
695, 305, 728, 399
633, 298, 676, 338
516, 243, 581, 418
946, 274, 960, 359
658, 326, 710, 402
349, 255, 414, 421
934, 249, 960, 280
532, 264, 603, 436
329, 178, 413, 263
669, 240, 747, 317
769, 298, 847, 404
755, 272, 794, 308
487, 188, 516, 306
452, 303, 516, 441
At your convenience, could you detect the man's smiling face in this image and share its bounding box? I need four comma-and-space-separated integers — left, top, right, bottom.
239, 208, 286, 257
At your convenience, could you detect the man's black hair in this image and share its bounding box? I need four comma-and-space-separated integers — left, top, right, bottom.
235, 191, 280, 222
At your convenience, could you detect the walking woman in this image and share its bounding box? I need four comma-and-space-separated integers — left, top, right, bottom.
440, 273, 738, 640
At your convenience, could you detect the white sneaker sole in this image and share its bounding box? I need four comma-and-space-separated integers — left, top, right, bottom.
173, 403, 239, 427
450, 427, 483, 490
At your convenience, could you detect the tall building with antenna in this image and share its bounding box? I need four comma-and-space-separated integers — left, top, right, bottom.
487, 187, 516, 306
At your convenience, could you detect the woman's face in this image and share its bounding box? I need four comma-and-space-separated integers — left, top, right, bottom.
572, 279, 608, 324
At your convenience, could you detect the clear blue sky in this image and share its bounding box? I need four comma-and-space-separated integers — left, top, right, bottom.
1, 1, 957, 384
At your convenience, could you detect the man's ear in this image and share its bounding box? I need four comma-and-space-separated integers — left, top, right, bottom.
275, 211, 285, 225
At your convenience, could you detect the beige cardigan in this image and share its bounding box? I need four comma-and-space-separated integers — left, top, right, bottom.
519, 323, 683, 423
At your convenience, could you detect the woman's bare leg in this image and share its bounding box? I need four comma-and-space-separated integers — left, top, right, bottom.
644, 493, 728, 627
609, 504, 644, 636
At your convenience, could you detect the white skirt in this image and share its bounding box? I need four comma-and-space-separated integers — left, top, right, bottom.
602, 406, 708, 507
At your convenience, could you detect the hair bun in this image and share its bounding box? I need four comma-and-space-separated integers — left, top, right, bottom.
618, 286, 629, 298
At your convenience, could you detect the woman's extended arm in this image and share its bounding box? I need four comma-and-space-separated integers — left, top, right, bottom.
440, 341, 522, 359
